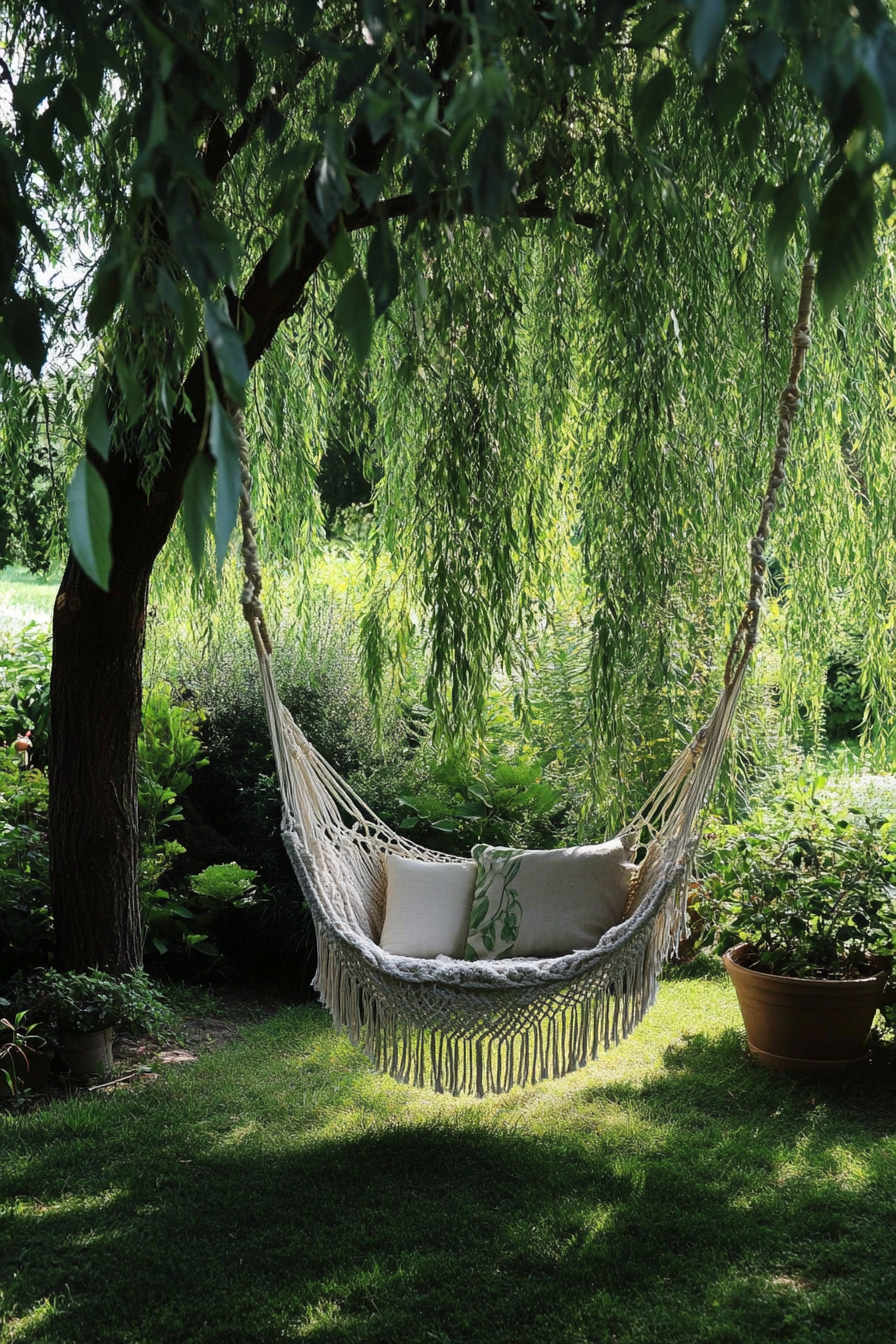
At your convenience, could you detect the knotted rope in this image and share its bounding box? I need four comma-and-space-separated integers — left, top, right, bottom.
234, 407, 273, 659
723, 255, 815, 691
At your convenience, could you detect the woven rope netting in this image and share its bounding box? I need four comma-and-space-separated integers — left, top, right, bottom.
234, 259, 816, 1095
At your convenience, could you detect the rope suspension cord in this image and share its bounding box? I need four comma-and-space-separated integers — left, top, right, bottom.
724, 255, 815, 691
236, 411, 273, 661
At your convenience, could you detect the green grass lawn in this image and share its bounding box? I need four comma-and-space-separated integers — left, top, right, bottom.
0, 569, 59, 632
3, 978, 896, 1344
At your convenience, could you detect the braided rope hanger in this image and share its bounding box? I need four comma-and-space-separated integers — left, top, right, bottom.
724, 255, 816, 690
237, 435, 273, 660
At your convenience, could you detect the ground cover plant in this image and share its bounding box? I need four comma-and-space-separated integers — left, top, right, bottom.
3, 967, 173, 1043
2, 979, 896, 1344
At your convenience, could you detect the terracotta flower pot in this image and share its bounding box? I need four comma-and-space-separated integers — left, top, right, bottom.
724, 943, 890, 1072
62, 1027, 114, 1079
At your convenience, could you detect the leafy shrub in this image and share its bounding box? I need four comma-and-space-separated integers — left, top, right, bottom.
138, 686, 208, 836
394, 745, 565, 855
694, 778, 896, 978
0, 752, 51, 980
137, 684, 205, 950
824, 659, 866, 739
189, 863, 256, 901
0, 1009, 49, 1100
0, 672, 236, 978
0, 625, 51, 766
152, 604, 412, 976
137, 687, 263, 964
4, 967, 173, 1039
145, 862, 258, 961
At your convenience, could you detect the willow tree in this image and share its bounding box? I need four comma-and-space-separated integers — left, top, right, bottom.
2, 0, 896, 972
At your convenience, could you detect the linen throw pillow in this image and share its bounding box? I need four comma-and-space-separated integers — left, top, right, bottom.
379, 854, 478, 959
465, 840, 634, 960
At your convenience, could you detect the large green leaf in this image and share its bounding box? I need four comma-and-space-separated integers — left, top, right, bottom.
182, 452, 215, 573
292, 0, 319, 36
334, 45, 379, 103
2, 294, 45, 377
85, 391, 110, 460
204, 301, 249, 408
67, 458, 112, 591
86, 253, 122, 335
813, 169, 877, 312
715, 64, 749, 129
687, 0, 728, 70
315, 144, 349, 226
748, 30, 786, 85
208, 398, 242, 570
267, 223, 294, 285
52, 80, 91, 139
470, 115, 510, 218
328, 225, 353, 279
632, 67, 676, 148
366, 221, 399, 317
334, 270, 373, 366
765, 176, 805, 283
631, 3, 681, 50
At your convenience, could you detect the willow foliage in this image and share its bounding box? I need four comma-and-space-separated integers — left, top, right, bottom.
4, 0, 896, 814
182, 37, 896, 823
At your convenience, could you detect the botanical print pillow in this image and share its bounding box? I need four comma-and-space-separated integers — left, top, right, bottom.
465, 840, 634, 960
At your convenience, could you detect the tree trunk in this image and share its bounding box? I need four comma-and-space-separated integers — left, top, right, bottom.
46, 351, 211, 972
48, 545, 151, 973
44, 167, 343, 972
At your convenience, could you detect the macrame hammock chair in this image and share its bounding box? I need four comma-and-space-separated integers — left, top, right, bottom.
234, 259, 816, 1097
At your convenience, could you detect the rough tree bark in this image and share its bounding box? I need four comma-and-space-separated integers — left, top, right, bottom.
48, 445, 190, 970
47, 356, 210, 971
49, 553, 150, 973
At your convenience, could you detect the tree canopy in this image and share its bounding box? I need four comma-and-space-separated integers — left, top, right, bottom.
2, 0, 896, 969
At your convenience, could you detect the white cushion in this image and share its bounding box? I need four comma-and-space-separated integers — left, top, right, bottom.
379, 855, 478, 959
465, 840, 634, 960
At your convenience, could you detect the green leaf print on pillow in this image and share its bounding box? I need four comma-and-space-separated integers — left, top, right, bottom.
464, 838, 633, 960
466, 846, 526, 959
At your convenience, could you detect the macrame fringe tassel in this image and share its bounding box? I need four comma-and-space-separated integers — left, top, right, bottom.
312, 927, 672, 1097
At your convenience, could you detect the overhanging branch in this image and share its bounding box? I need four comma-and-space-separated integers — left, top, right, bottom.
202, 51, 321, 186
344, 191, 603, 232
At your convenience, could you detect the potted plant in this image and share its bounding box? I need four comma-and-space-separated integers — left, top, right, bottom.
5, 967, 172, 1079
696, 795, 896, 1071
0, 1008, 49, 1099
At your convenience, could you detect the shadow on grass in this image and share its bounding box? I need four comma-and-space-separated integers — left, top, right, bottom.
2, 1013, 896, 1344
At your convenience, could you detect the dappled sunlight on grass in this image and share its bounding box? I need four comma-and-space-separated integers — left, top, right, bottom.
271, 977, 747, 1146
3, 980, 896, 1343
2, 1298, 63, 1341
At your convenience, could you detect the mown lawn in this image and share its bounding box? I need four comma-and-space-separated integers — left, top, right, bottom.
2, 977, 896, 1344
0, 569, 58, 631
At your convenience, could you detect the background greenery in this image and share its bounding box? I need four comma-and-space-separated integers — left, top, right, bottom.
2, 523, 895, 992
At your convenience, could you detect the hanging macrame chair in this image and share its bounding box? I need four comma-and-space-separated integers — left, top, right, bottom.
234, 259, 816, 1097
